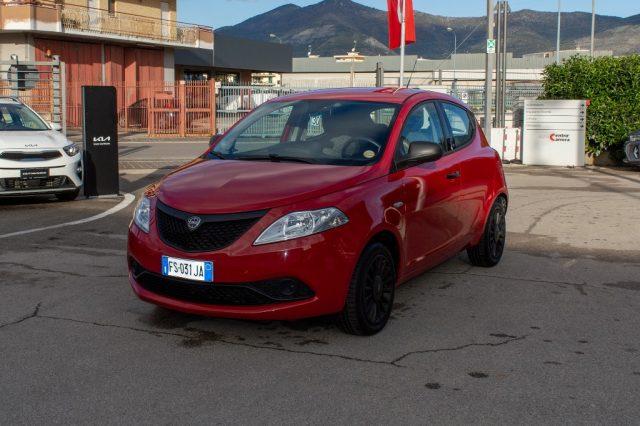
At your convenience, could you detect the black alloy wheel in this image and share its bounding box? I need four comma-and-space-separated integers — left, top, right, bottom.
467, 197, 507, 267
338, 243, 396, 335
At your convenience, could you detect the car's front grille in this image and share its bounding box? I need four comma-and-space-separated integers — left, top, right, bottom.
0, 151, 62, 161
130, 259, 314, 306
156, 200, 266, 252
0, 176, 68, 190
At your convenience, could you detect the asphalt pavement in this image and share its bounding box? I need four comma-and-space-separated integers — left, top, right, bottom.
1, 150, 639, 424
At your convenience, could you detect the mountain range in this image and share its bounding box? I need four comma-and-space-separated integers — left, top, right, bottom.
218, 0, 640, 58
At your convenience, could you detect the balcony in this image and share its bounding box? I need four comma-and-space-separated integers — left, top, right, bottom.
0, 1, 214, 49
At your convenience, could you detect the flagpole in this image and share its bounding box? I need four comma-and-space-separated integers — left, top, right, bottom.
399, 0, 406, 87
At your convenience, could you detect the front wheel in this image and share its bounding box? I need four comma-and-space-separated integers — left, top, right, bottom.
467, 196, 507, 267
337, 243, 396, 336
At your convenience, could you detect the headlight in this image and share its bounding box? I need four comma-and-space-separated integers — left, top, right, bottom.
63, 144, 80, 157
133, 196, 151, 233
254, 207, 348, 245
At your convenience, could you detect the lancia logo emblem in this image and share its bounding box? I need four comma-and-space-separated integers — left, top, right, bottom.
186, 216, 202, 231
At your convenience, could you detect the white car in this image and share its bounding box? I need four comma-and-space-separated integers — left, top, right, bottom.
0, 97, 82, 200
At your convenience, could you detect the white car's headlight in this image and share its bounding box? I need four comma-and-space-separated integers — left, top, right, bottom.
254, 207, 348, 245
63, 144, 80, 157
133, 196, 151, 233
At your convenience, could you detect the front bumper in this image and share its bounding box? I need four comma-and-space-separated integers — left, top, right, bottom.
127, 212, 361, 321
0, 154, 83, 196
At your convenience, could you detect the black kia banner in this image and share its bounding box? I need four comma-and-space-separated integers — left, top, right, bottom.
82, 86, 119, 197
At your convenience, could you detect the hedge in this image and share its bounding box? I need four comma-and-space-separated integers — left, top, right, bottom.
540, 55, 640, 160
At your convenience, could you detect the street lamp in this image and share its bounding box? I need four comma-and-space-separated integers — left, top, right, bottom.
556, 0, 561, 64
269, 33, 283, 44
447, 27, 457, 95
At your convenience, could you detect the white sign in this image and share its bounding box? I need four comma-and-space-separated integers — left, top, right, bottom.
487, 39, 496, 54
522, 100, 587, 167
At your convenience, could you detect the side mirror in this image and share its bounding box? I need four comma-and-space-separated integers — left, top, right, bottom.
209, 134, 222, 147
50, 122, 62, 132
397, 141, 443, 168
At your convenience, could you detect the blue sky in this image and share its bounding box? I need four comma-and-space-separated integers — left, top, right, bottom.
179, 0, 638, 29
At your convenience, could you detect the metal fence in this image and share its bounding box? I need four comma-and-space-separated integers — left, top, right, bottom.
216, 86, 302, 133
66, 80, 216, 137
215, 83, 544, 133
0, 58, 65, 130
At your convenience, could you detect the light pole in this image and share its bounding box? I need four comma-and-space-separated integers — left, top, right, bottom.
590, 0, 596, 57
484, 0, 495, 140
269, 33, 283, 44
556, 0, 561, 64
447, 27, 457, 88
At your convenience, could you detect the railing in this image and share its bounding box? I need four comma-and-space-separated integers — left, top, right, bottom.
0, 1, 210, 47
66, 80, 216, 137
60, 4, 203, 45
0, 59, 64, 128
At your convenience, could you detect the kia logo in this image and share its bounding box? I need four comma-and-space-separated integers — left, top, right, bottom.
186, 216, 202, 231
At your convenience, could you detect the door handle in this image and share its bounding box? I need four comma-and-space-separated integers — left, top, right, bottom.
446, 170, 461, 180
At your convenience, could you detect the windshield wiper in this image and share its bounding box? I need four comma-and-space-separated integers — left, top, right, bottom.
235, 154, 315, 164
208, 151, 226, 160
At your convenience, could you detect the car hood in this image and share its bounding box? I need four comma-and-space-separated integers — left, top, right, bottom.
155, 159, 379, 214
0, 130, 68, 151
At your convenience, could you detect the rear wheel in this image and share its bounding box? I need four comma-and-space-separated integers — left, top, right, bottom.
337, 243, 396, 335
467, 197, 507, 267
55, 188, 80, 202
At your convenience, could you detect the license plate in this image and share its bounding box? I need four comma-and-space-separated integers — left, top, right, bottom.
20, 168, 49, 179
162, 256, 214, 282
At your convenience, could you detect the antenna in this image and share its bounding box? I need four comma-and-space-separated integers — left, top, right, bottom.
405, 56, 421, 88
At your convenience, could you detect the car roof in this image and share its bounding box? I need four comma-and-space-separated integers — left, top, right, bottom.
0, 97, 22, 105
271, 87, 458, 105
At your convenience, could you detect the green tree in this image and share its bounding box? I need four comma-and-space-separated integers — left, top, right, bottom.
540, 55, 640, 160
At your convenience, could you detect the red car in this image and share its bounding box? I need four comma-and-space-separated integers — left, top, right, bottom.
128, 88, 508, 335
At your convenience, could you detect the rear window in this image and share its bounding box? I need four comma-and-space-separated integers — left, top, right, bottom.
441, 102, 474, 147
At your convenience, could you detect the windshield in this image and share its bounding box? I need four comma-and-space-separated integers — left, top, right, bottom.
0, 103, 49, 131
209, 100, 400, 166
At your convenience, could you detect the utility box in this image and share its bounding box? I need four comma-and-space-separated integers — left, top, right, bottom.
522, 100, 587, 167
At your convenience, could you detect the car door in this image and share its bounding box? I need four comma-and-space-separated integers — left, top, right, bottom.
394, 101, 465, 273
439, 101, 483, 239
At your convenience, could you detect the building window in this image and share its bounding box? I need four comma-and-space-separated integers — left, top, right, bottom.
108, 0, 115, 14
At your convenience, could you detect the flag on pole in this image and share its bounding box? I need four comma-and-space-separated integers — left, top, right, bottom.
387, 0, 416, 50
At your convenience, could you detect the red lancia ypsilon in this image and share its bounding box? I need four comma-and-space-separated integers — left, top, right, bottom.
128, 88, 508, 335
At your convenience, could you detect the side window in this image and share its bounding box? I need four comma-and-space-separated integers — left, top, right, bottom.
441, 102, 473, 148
396, 102, 445, 159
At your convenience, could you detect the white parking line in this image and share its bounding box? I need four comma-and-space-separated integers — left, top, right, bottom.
0, 193, 136, 239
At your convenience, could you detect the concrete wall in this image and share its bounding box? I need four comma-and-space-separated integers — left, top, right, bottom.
0, 33, 34, 61
113, 0, 177, 21
163, 47, 175, 82
65, 0, 178, 21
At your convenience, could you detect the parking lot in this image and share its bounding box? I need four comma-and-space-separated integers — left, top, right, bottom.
1, 146, 640, 423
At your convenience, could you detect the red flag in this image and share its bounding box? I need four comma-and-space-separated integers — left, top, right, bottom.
387, 0, 416, 50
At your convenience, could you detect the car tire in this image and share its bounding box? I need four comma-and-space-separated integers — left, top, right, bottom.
337, 242, 396, 336
467, 196, 507, 267
55, 188, 80, 202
